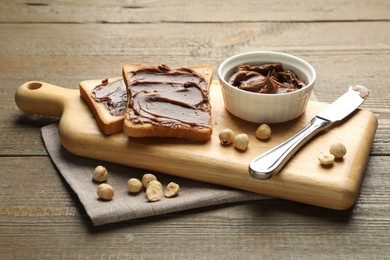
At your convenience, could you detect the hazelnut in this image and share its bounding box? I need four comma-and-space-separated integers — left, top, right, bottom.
146, 184, 163, 202
127, 178, 143, 193
97, 183, 115, 201
146, 180, 163, 190
318, 152, 335, 165
255, 124, 271, 140
329, 142, 347, 159
233, 133, 249, 151
219, 128, 235, 145
92, 165, 108, 182
142, 173, 157, 189
165, 182, 180, 198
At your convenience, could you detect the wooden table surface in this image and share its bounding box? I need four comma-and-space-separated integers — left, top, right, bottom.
1, 0, 389, 258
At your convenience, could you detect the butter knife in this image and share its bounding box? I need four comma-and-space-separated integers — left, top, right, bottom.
249, 85, 369, 180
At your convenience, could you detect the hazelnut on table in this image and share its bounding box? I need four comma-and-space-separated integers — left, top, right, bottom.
142, 173, 157, 188
146, 184, 163, 202
127, 178, 143, 193
92, 165, 108, 182
147, 180, 163, 190
165, 182, 180, 198
97, 183, 115, 201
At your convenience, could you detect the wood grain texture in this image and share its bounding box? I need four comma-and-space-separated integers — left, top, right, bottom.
1, 156, 389, 258
1, 0, 390, 258
1, 0, 389, 23
1, 22, 389, 156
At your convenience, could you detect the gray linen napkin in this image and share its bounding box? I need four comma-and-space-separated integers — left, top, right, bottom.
41, 124, 268, 226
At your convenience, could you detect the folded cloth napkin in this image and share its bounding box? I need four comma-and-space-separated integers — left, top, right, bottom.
41, 124, 269, 226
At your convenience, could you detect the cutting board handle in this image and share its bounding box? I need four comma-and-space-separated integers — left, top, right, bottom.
15, 81, 76, 118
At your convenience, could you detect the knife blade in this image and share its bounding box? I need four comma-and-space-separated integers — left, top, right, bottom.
249, 85, 369, 180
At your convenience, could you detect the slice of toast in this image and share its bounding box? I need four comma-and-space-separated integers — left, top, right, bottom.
80, 77, 125, 135
122, 63, 214, 141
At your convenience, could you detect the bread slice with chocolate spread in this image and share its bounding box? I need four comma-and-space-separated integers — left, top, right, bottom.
80, 77, 126, 135
122, 63, 214, 141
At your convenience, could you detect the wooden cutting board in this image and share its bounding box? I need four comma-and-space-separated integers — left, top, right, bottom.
15, 80, 377, 210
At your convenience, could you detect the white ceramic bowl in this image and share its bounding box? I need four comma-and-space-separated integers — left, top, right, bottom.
218, 51, 316, 123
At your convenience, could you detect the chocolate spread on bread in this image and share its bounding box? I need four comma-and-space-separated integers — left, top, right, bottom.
92, 79, 127, 116
228, 63, 306, 94
125, 64, 211, 128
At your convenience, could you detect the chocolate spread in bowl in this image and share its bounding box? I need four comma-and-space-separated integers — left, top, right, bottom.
228, 63, 306, 94
92, 79, 127, 116
126, 64, 211, 128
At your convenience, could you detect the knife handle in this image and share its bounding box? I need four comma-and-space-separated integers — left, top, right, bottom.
249, 117, 332, 180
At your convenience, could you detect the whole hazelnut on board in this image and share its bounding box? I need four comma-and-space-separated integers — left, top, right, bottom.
255, 124, 271, 140
329, 142, 347, 159
233, 133, 249, 151
219, 128, 235, 145
97, 183, 115, 201
92, 165, 108, 182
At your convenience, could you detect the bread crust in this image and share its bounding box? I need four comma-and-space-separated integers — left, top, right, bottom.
122, 63, 214, 141
79, 77, 123, 135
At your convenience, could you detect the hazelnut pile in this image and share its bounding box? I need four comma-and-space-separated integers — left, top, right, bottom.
219, 123, 272, 151
92, 167, 180, 202
219, 125, 347, 171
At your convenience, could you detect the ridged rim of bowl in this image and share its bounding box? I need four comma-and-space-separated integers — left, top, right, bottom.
218, 51, 316, 97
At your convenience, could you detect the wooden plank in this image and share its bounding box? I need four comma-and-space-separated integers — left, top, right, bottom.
0, 157, 78, 209
1, 23, 389, 86
0, 0, 389, 23
1, 22, 389, 156
1, 22, 389, 58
